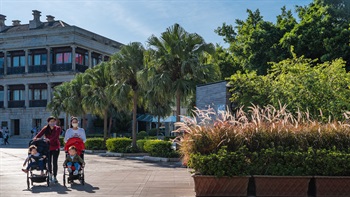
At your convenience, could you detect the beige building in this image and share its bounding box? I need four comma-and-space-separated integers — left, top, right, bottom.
0, 10, 122, 137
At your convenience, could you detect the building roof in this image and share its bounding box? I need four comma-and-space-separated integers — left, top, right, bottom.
1, 20, 70, 33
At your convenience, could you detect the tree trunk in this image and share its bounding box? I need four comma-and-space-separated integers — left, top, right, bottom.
108, 116, 113, 137
176, 90, 181, 123
65, 113, 69, 130
157, 116, 160, 137
82, 113, 86, 131
104, 109, 108, 141
132, 90, 138, 148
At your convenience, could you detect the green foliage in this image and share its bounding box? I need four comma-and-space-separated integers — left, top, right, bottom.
189, 146, 250, 177
144, 140, 178, 157
136, 139, 148, 152
106, 137, 132, 153
86, 133, 104, 138
85, 138, 106, 150
228, 57, 350, 120
148, 128, 158, 136
136, 131, 148, 139
59, 137, 65, 147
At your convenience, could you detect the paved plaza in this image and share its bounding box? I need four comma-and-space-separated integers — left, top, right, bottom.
0, 137, 195, 197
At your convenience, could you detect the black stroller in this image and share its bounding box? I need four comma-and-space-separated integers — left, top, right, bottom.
25, 139, 50, 189
63, 137, 85, 186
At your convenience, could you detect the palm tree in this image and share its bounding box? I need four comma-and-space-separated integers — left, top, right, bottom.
110, 42, 145, 148
147, 23, 216, 122
69, 73, 88, 129
47, 82, 71, 129
82, 62, 116, 140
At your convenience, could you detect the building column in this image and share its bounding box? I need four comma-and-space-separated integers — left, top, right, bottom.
71, 45, 76, 71
47, 83, 51, 103
4, 85, 8, 108
25, 49, 29, 73
4, 51, 7, 75
25, 83, 29, 108
88, 51, 92, 68
46, 47, 51, 72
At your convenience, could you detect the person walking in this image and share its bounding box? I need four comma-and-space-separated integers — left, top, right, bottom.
64, 117, 86, 143
3, 132, 9, 145
33, 116, 61, 183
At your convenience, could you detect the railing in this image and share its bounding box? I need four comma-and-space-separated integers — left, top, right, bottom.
76, 64, 89, 73
29, 100, 47, 107
28, 65, 47, 73
0, 101, 3, 108
50, 63, 72, 72
0, 68, 4, 75
7, 67, 25, 75
8, 100, 25, 108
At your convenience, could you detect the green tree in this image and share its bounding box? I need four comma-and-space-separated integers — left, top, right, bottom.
228, 55, 350, 120
69, 73, 88, 129
82, 62, 117, 140
216, 9, 291, 75
147, 23, 216, 122
281, 0, 350, 70
110, 42, 145, 148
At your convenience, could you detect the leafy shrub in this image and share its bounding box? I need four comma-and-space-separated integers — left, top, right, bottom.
144, 140, 178, 157
59, 137, 65, 147
86, 133, 104, 138
137, 131, 148, 139
175, 106, 350, 164
189, 146, 250, 177
148, 128, 158, 136
106, 138, 132, 153
164, 136, 176, 141
85, 138, 106, 150
136, 139, 148, 152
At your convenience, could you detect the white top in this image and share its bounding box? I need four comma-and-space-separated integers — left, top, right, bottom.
64, 127, 86, 143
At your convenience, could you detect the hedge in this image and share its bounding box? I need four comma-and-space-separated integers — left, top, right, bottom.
85, 138, 106, 150
106, 138, 132, 153
59, 137, 65, 146
136, 139, 148, 152
144, 140, 178, 158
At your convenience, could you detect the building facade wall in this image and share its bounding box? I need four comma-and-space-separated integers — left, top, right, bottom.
196, 81, 230, 112
0, 10, 122, 137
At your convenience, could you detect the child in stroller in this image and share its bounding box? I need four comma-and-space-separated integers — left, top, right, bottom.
63, 137, 85, 186
22, 145, 46, 175
23, 139, 50, 189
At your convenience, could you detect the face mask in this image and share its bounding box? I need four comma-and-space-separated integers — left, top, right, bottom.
72, 123, 79, 128
49, 122, 56, 127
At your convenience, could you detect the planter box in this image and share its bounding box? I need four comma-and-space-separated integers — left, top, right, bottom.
254, 176, 311, 197
315, 176, 350, 197
192, 175, 249, 197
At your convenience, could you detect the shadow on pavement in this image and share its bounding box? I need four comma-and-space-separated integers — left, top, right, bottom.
26, 183, 71, 194
68, 182, 100, 193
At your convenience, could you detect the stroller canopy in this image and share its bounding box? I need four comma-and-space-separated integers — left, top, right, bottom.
64, 137, 85, 155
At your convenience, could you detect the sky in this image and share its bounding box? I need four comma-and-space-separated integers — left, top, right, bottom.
0, 0, 313, 47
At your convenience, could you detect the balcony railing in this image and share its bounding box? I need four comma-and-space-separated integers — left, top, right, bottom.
50, 63, 72, 72
0, 101, 3, 108
0, 68, 4, 75
29, 65, 47, 73
76, 64, 89, 73
8, 100, 25, 108
29, 100, 47, 107
7, 67, 25, 75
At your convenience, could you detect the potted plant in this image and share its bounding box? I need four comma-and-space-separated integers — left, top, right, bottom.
251, 148, 312, 197
189, 146, 251, 197
310, 149, 350, 197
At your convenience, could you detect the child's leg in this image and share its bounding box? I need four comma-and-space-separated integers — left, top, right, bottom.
73, 162, 81, 171
26, 162, 36, 170
66, 162, 73, 172
38, 160, 44, 171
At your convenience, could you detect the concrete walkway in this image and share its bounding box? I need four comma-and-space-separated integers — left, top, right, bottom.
0, 137, 195, 197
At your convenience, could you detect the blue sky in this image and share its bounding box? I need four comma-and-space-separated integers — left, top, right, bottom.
0, 0, 312, 46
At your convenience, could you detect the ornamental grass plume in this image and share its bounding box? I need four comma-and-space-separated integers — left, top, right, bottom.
174, 104, 350, 165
